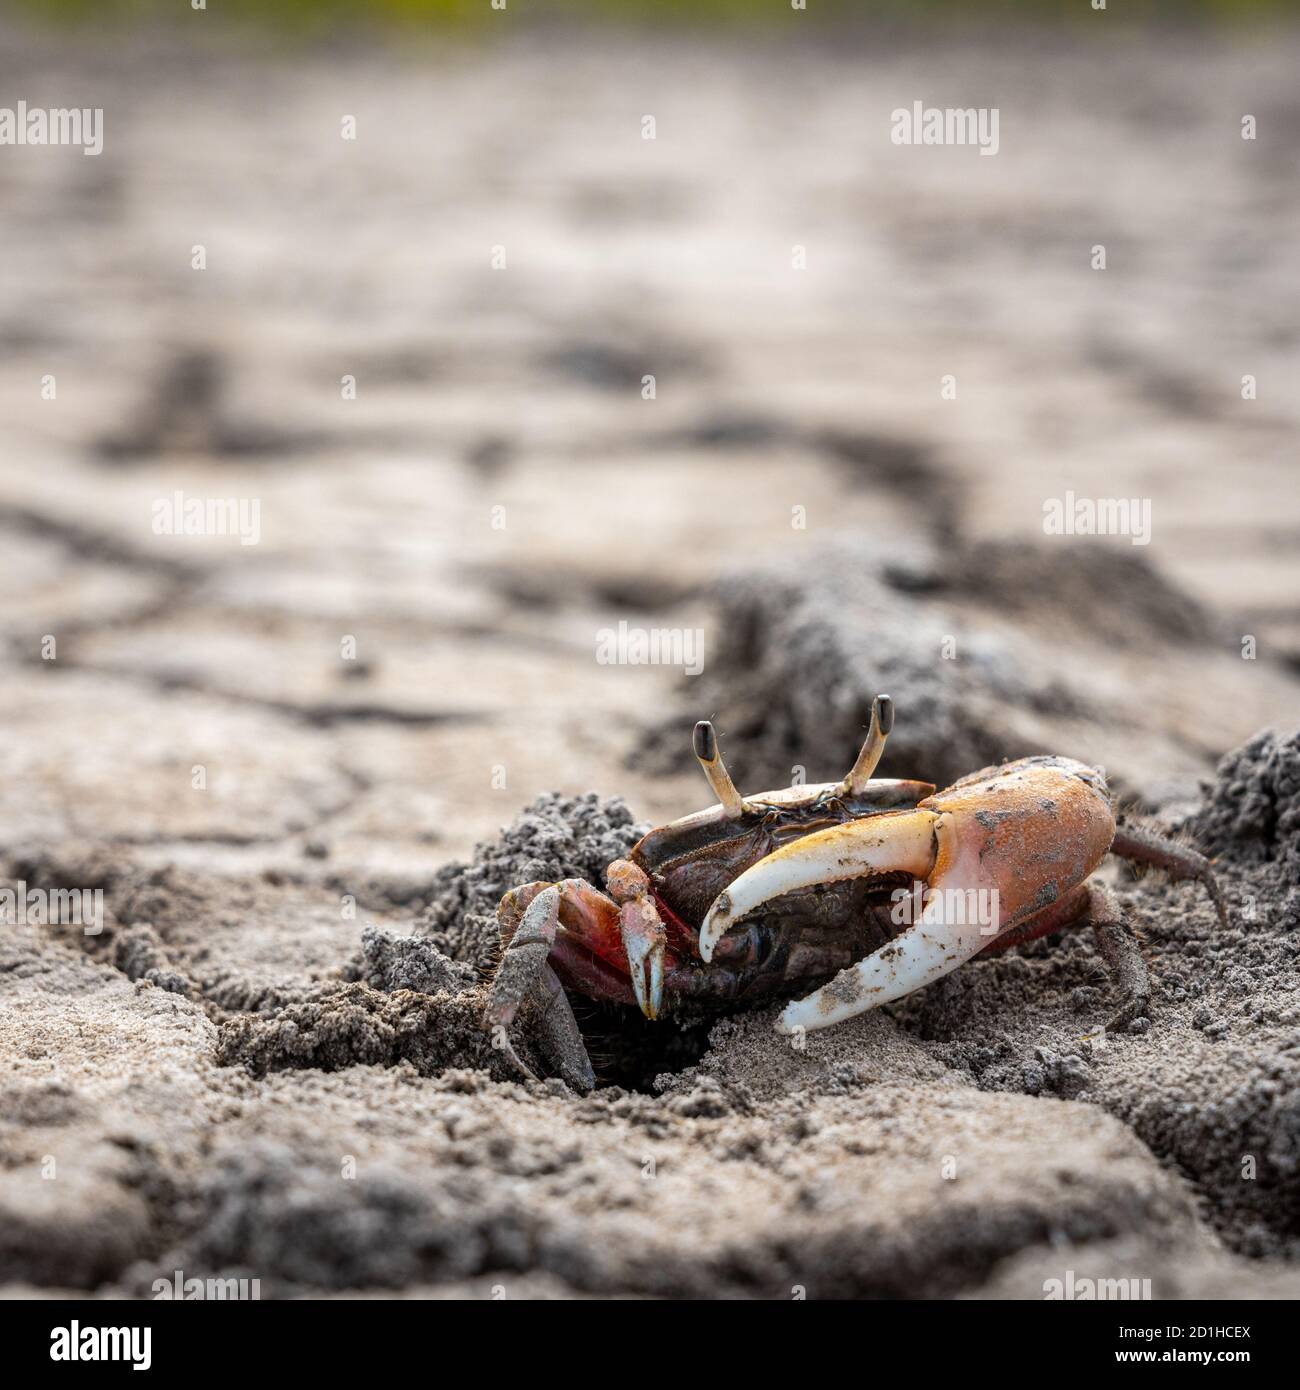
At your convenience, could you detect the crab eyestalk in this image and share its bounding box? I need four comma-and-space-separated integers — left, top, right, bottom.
692, 720, 748, 819
837, 694, 894, 797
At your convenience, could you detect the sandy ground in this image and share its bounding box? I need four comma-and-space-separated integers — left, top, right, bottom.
1, 21, 1299, 1297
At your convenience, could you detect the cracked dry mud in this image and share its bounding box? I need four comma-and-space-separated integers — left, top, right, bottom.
3, 24, 1300, 1299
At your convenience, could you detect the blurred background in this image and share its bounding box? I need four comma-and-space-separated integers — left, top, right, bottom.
1, 1, 1297, 898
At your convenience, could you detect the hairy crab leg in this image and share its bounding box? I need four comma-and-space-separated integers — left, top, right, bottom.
1110, 823, 1231, 929
531, 962, 604, 1089
974, 879, 1152, 1031
485, 885, 596, 1091
977, 880, 1093, 954
1087, 881, 1152, 1031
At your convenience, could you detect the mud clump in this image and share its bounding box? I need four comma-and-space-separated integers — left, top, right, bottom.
638, 542, 1055, 792
1192, 727, 1300, 874
215, 980, 522, 1082
174, 1140, 493, 1291
941, 540, 1213, 649
636, 538, 1227, 796
350, 924, 477, 995
112, 922, 194, 997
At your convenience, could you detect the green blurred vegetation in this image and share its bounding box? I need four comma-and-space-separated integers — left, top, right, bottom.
14, 0, 1300, 32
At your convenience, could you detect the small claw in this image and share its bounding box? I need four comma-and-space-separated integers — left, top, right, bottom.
698, 809, 937, 962
620, 899, 665, 1020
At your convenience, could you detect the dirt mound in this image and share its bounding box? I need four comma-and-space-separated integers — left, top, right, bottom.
1193, 727, 1300, 875
350, 924, 477, 996
635, 538, 1229, 797
636, 541, 1043, 793
418, 792, 646, 972
215, 981, 511, 1081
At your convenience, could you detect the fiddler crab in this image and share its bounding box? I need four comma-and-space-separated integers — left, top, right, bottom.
485, 697, 1229, 1090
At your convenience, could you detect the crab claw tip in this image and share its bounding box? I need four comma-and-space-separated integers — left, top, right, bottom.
628, 947, 663, 1020
697, 894, 736, 963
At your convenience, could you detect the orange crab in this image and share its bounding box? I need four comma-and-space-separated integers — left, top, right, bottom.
485, 697, 1229, 1090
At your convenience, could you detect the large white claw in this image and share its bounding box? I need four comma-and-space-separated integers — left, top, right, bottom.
775, 902, 994, 1034
772, 754, 1120, 1035
697, 809, 938, 964
776, 807, 1001, 1033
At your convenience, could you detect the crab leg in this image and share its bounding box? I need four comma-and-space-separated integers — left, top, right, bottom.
485, 885, 597, 1091
1111, 823, 1231, 929
1088, 881, 1152, 1031
978, 881, 1092, 954
982, 879, 1151, 1031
